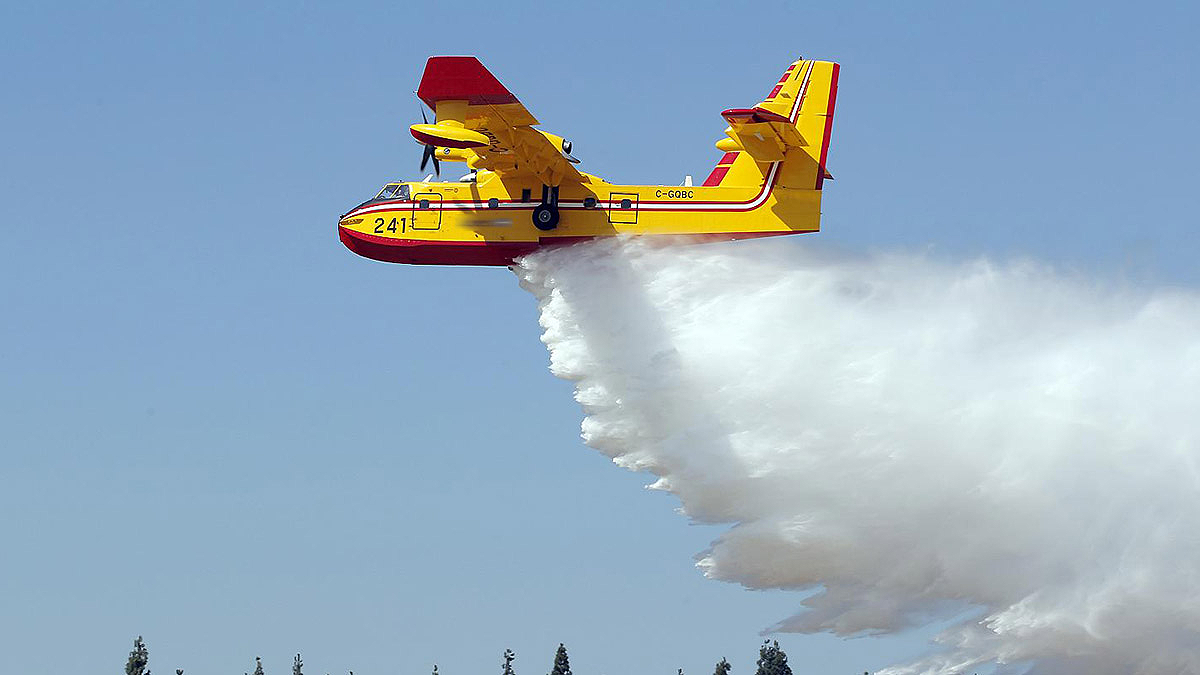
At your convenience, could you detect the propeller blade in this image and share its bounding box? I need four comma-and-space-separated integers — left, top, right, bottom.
415, 90, 429, 124
431, 153, 440, 176
420, 144, 433, 171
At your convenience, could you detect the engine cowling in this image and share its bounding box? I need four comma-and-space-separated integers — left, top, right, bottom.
409, 123, 489, 149
434, 146, 474, 163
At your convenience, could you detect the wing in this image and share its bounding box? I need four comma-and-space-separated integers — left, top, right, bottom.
415, 56, 580, 186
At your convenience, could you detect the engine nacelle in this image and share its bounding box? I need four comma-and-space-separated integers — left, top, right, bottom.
538, 130, 580, 163
410, 123, 489, 149
434, 146, 473, 163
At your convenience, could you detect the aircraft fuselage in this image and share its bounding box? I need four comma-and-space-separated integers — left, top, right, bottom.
337, 163, 821, 266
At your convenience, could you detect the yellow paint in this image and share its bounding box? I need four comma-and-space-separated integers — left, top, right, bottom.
340, 58, 839, 257
409, 123, 490, 147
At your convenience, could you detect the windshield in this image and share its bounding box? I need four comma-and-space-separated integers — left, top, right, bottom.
375, 183, 410, 201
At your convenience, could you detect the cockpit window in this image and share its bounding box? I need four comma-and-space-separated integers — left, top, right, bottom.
376, 183, 401, 200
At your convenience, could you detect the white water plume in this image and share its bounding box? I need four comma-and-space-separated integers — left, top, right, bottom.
514, 237, 1200, 675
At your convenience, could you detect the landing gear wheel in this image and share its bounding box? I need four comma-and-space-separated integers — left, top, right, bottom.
533, 203, 559, 231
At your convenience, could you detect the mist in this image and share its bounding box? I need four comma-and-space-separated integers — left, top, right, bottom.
514, 237, 1200, 675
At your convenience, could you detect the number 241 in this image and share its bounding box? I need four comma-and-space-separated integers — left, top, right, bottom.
374, 217, 404, 234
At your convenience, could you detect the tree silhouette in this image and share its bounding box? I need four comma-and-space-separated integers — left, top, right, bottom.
253, 656, 265, 675
713, 658, 732, 675
125, 636, 150, 675
549, 644, 572, 675
754, 640, 792, 675
503, 649, 517, 675
293, 654, 303, 675
773, 642, 792, 675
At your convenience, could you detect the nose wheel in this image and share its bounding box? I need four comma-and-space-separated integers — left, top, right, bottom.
533, 185, 560, 231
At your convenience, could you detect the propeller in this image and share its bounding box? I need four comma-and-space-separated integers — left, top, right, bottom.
420, 142, 440, 176
414, 94, 440, 177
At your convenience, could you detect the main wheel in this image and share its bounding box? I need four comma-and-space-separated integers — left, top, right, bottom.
532, 203, 559, 231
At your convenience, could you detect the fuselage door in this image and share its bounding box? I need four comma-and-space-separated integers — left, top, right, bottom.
608, 191, 639, 225
411, 192, 442, 230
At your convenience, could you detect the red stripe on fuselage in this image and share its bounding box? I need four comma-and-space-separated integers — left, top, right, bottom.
344, 164, 780, 217
339, 226, 812, 267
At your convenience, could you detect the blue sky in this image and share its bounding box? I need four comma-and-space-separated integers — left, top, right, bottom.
1, 1, 1197, 674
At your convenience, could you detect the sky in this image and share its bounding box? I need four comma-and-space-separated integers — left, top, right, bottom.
1, 1, 1198, 674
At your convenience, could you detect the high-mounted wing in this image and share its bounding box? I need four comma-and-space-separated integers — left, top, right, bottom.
411, 56, 580, 186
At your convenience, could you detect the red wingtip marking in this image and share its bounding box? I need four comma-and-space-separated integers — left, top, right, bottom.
417, 56, 518, 108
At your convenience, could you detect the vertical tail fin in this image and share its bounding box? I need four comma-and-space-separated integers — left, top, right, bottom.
703, 58, 840, 190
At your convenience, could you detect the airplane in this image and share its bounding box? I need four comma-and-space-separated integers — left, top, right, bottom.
338, 55, 840, 266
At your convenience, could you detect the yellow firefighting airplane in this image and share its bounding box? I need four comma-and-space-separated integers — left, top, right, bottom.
338, 56, 839, 266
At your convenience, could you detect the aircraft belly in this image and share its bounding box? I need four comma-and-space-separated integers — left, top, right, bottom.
338, 227, 538, 266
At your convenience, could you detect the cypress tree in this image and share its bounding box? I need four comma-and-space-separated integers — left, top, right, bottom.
253, 656, 265, 675
549, 644, 572, 675
125, 636, 150, 675
755, 640, 793, 675
713, 658, 732, 675
771, 641, 791, 675
293, 654, 303, 675
755, 641, 771, 675
503, 649, 517, 675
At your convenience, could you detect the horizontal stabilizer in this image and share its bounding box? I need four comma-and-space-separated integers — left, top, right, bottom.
721, 107, 792, 125
704, 58, 839, 189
